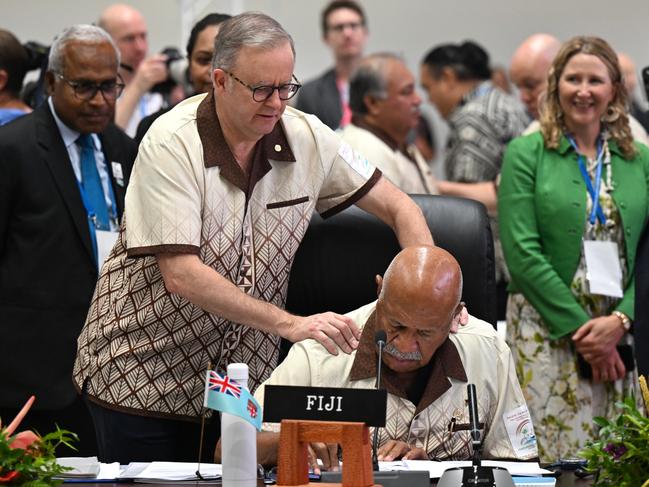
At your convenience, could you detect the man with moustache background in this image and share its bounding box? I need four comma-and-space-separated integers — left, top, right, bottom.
248, 246, 537, 471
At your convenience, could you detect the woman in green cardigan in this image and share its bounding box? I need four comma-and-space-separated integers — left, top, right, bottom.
499, 36, 649, 461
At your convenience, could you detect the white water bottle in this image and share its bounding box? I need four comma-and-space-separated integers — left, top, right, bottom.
221, 363, 257, 487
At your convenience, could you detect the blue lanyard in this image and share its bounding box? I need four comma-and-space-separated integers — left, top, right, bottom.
75, 169, 118, 269
567, 135, 606, 226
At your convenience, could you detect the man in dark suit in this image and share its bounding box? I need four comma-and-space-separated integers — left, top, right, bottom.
294, 0, 368, 130
0, 24, 136, 455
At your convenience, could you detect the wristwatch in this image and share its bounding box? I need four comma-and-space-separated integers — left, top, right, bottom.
612, 311, 631, 332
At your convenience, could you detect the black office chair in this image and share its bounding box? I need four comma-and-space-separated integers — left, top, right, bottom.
285, 194, 496, 327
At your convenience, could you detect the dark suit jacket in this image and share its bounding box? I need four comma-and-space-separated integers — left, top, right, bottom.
636, 217, 649, 376
294, 68, 342, 130
0, 105, 136, 409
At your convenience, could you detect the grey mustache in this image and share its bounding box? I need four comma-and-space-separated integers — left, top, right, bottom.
384, 342, 422, 361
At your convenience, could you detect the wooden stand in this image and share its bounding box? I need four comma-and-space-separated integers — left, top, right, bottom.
276, 420, 380, 487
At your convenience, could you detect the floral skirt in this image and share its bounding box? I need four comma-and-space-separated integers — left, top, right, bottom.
506, 293, 638, 462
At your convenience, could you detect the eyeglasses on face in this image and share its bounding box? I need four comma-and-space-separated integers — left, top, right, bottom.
221, 69, 302, 102
327, 21, 364, 34
55, 73, 125, 101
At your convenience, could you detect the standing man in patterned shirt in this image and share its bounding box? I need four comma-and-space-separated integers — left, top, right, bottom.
74, 12, 433, 463
420, 41, 530, 319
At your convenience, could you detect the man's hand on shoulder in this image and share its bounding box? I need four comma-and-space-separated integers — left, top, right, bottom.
281, 312, 360, 355
450, 302, 468, 333
377, 439, 428, 461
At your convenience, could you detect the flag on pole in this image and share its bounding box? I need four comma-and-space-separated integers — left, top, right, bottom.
203, 370, 262, 431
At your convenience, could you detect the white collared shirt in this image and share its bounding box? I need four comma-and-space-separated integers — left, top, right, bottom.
48, 97, 117, 230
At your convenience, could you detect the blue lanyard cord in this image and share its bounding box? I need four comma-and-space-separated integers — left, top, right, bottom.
75, 178, 99, 267
75, 175, 118, 269
567, 135, 607, 226
77, 167, 119, 227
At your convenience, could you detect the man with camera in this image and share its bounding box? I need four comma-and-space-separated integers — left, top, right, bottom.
98, 3, 167, 137
0, 24, 136, 455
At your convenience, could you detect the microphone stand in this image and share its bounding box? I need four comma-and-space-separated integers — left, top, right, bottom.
372, 331, 386, 471
321, 330, 433, 487
437, 384, 515, 487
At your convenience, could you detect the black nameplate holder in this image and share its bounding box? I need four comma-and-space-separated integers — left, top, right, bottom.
263, 385, 387, 427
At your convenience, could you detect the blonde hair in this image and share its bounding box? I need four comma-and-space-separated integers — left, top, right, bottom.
539, 36, 635, 159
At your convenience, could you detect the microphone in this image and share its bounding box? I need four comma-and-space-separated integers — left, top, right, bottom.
321, 330, 438, 487
372, 330, 387, 471
437, 384, 515, 487
467, 383, 482, 466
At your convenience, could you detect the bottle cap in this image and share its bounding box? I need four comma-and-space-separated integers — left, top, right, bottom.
227, 363, 249, 382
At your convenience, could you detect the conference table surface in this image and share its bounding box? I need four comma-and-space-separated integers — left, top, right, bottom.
77, 472, 592, 486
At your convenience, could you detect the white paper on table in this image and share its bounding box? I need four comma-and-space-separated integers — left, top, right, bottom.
131, 462, 222, 481
97, 462, 121, 480
380, 460, 552, 479
56, 457, 101, 478
583, 240, 623, 298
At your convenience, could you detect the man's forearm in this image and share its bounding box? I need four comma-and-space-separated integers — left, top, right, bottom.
157, 253, 293, 336
356, 177, 434, 247
257, 432, 281, 467
437, 180, 497, 215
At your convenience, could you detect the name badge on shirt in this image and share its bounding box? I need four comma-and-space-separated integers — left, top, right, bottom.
96, 229, 119, 268
583, 240, 623, 298
111, 161, 124, 187
503, 404, 537, 459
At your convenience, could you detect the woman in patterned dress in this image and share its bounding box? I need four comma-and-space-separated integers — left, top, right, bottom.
498, 36, 649, 461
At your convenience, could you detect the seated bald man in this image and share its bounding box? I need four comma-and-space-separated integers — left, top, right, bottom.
243, 246, 538, 470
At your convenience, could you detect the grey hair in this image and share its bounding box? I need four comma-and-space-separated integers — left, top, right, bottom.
48, 24, 120, 74
349, 52, 404, 115
211, 12, 295, 71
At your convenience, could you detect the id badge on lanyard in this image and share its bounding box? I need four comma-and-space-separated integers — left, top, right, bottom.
567, 136, 623, 298
583, 240, 623, 298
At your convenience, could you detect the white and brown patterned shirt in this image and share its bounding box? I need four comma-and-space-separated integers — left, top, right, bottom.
73, 92, 381, 420
256, 302, 538, 460
445, 81, 530, 284
341, 117, 438, 195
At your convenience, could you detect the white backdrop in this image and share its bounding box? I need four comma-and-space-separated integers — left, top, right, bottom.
4, 0, 649, 88
4, 0, 649, 167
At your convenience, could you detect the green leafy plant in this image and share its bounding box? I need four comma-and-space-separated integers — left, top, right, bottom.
0, 427, 77, 486
579, 396, 649, 487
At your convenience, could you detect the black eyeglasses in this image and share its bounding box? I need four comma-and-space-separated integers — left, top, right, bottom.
328, 21, 364, 33
55, 73, 125, 101
221, 69, 301, 102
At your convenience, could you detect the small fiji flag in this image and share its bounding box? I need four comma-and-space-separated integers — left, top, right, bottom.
203, 370, 262, 431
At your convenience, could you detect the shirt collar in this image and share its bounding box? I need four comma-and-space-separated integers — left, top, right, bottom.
47, 97, 100, 150
196, 91, 296, 192
351, 115, 414, 162
459, 80, 493, 108
48, 96, 80, 149
348, 307, 468, 415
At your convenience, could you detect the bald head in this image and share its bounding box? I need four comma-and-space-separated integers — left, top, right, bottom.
618, 53, 638, 98
376, 246, 463, 374
380, 246, 462, 323
98, 3, 148, 69
510, 33, 561, 119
